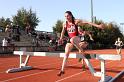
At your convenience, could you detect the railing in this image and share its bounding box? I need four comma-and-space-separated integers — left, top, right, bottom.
0, 45, 64, 55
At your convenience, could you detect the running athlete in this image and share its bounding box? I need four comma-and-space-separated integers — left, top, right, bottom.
57, 11, 104, 76
114, 37, 123, 54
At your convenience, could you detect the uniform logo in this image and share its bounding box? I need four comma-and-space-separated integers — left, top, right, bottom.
67, 25, 76, 33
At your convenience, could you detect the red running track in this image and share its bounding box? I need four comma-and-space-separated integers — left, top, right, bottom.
0, 49, 124, 82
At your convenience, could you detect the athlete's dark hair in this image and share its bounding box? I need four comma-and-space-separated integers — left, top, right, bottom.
65, 11, 75, 24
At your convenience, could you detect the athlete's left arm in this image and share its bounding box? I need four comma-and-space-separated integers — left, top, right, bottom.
75, 19, 104, 29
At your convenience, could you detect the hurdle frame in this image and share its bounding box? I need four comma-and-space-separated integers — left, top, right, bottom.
6, 51, 122, 82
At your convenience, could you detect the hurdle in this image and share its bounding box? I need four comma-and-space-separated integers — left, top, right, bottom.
6, 51, 122, 82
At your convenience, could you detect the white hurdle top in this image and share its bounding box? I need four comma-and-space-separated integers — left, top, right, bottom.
14, 51, 121, 60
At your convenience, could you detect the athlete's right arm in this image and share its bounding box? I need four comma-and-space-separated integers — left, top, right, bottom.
114, 41, 117, 45
58, 23, 66, 45
60, 23, 66, 40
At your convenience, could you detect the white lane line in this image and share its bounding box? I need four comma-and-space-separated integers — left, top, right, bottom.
1, 70, 54, 82
56, 54, 124, 82
0, 60, 77, 82
0, 58, 72, 73
55, 60, 117, 82
56, 72, 84, 82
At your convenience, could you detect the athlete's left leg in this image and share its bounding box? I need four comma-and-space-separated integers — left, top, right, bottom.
57, 43, 73, 76
79, 41, 89, 70
70, 36, 85, 54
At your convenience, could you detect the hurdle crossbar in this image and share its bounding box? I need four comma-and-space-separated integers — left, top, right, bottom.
13, 51, 121, 60
6, 51, 122, 82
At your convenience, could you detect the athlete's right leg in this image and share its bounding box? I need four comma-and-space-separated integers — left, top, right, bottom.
117, 48, 121, 54
57, 43, 73, 76
79, 41, 88, 49
78, 41, 88, 70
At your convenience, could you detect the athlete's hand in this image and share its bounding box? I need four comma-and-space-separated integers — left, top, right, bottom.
98, 24, 105, 29
58, 39, 63, 46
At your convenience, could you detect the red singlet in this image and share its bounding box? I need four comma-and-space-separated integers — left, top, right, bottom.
65, 22, 78, 38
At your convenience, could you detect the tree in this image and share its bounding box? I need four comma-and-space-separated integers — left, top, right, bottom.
0, 17, 12, 29
52, 20, 63, 33
12, 8, 40, 31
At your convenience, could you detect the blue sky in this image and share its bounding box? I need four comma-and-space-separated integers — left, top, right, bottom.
0, 0, 124, 32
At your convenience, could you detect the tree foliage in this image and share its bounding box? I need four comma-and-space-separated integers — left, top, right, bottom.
0, 17, 12, 28
12, 8, 40, 30
52, 20, 63, 33
81, 20, 123, 48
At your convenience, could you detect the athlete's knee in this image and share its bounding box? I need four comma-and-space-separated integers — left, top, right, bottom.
64, 52, 69, 57
70, 36, 79, 44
